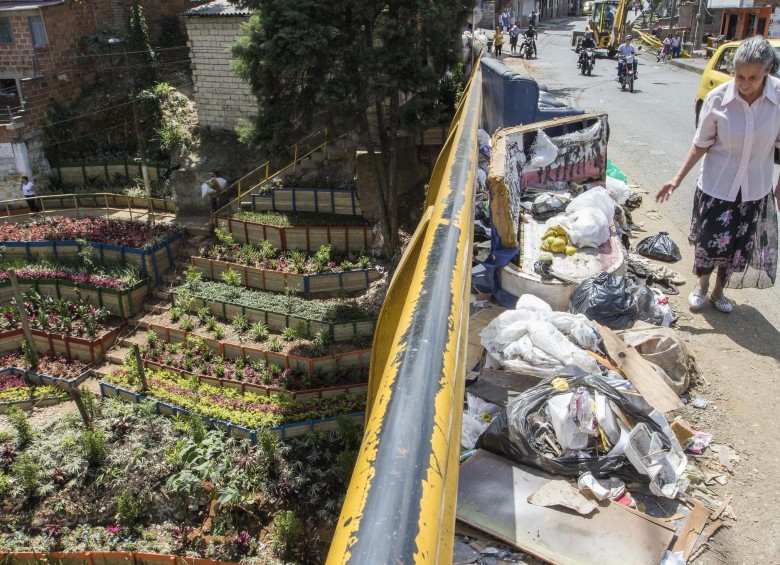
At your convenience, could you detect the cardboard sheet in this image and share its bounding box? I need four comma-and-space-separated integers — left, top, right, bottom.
457, 450, 675, 565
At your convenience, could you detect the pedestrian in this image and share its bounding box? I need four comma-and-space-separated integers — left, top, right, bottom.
530, 10, 537, 28
652, 23, 662, 38
509, 22, 520, 53
672, 34, 681, 58
656, 36, 780, 313
658, 35, 672, 62
633, 0, 640, 15
20, 175, 37, 212
494, 26, 504, 57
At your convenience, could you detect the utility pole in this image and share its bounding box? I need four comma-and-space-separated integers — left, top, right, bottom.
694, 0, 707, 50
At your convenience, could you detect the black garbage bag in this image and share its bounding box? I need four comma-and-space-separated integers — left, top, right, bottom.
568, 272, 664, 329
475, 374, 670, 480
636, 231, 682, 262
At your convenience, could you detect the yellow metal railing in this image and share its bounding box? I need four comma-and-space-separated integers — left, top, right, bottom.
212, 129, 351, 220
0, 192, 176, 222
327, 65, 481, 563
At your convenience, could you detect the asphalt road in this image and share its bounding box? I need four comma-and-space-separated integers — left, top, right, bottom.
508, 17, 780, 318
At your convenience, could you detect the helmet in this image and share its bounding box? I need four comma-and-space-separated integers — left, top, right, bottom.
584, 31, 593, 38
625, 34, 633, 40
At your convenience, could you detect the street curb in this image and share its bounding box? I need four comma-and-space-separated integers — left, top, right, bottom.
669, 58, 705, 75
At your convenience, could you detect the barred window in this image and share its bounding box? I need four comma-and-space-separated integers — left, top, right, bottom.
28, 15, 48, 47
0, 17, 12, 44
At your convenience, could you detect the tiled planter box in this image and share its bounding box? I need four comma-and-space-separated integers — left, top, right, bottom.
99, 381, 365, 442
0, 232, 183, 283
143, 321, 371, 374
214, 215, 371, 252
0, 278, 149, 319
250, 187, 361, 215
0, 324, 125, 363
191, 256, 380, 294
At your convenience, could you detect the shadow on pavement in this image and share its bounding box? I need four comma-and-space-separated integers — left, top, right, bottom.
681, 305, 780, 361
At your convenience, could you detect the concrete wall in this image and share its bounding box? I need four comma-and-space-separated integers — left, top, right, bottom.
184, 15, 256, 131
93, 0, 211, 45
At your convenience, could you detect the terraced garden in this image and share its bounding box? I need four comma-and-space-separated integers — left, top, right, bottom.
0, 185, 383, 561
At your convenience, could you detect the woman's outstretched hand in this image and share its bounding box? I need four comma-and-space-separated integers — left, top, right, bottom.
656, 180, 678, 203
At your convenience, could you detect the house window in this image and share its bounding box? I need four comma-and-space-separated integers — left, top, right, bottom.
28, 15, 48, 47
0, 17, 12, 44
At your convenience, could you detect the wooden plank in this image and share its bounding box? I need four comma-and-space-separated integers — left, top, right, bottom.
671, 501, 709, 560
596, 323, 684, 413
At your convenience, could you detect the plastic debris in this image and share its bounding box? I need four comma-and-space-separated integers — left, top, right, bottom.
691, 396, 708, 409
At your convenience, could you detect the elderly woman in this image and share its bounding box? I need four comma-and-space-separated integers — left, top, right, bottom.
657, 36, 780, 313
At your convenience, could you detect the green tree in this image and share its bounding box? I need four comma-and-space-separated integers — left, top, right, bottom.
232, 1, 468, 256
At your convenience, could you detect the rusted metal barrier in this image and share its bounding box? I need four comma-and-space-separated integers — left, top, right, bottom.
327, 65, 481, 563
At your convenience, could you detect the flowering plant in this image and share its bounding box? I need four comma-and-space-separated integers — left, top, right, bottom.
0, 216, 181, 249
0, 290, 113, 338
0, 350, 90, 377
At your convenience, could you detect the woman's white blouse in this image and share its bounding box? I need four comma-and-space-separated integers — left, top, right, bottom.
693, 75, 780, 202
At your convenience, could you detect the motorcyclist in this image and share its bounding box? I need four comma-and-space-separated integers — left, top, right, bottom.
524, 25, 537, 55
576, 31, 597, 68
616, 34, 638, 80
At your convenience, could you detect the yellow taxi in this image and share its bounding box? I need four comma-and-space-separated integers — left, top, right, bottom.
695, 38, 780, 125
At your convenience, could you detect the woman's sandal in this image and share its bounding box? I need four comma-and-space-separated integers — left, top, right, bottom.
709, 295, 733, 314
687, 289, 706, 310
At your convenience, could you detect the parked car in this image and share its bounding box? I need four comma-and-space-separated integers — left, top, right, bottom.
695, 38, 780, 126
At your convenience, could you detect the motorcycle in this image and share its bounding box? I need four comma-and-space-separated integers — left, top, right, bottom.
618, 54, 635, 92
579, 48, 595, 76
519, 35, 536, 59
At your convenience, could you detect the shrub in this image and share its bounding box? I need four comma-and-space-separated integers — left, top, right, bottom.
268, 337, 283, 352
232, 314, 249, 334
11, 453, 41, 494
212, 326, 225, 340
115, 488, 141, 529
6, 405, 33, 446
221, 267, 242, 287
79, 429, 108, 468
180, 318, 194, 332
282, 326, 298, 342
270, 510, 303, 559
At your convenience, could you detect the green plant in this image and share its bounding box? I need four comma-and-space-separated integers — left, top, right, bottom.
214, 227, 235, 246
232, 314, 249, 334
180, 318, 194, 332
78, 387, 100, 420
11, 452, 41, 495
197, 307, 211, 325
206, 316, 219, 332
249, 321, 269, 342
79, 429, 108, 468
6, 405, 33, 446
282, 326, 298, 342
221, 267, 242, 287
169, 306, 182, 322
176, 289, 195, 313
270, 510, 303, 559
115, 488, 141, 530
268, 337, 283, 352
212, 326, 225, 340
185, 265, 203, 290
0, 471, 10, 496
146, 330, 158, 347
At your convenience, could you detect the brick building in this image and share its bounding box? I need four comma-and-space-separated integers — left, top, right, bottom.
0, 0, 210, 202
183, 0, 255, 131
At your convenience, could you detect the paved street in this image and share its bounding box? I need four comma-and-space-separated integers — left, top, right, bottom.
499, 20, 780, 563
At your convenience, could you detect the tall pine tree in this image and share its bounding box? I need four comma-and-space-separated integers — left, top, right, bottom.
233, 0, 469, 256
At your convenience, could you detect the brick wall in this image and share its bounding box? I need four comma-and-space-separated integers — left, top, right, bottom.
185, 16, 256, 131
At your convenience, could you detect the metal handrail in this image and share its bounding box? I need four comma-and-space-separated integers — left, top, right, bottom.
327, 65, 481, 563
212, 129, 351, 220
0, 192, 176, 221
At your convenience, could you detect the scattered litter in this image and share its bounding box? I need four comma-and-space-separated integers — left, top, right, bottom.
527, 479, 598, 515
636, 232, 682, 263
660, 550, 686, 565
691, 396, 709, 409
569, 272, 666, 329
688, 431, 714, 454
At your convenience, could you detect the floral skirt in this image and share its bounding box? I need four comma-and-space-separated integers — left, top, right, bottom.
689, 188, 778, 289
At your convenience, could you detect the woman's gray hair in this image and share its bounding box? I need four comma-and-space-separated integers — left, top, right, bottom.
734, 36, 779, 74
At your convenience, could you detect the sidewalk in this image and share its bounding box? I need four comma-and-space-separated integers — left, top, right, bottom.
668, 56, 708, 75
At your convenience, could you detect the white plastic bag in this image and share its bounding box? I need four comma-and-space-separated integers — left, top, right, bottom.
528, 130, 558, 168
565, 186, 616, 221
461, 392, 503, 449
544, 311, 601, 351
605, 176, 632, 205
546, 393, 590, 450
560, 207, 610, 248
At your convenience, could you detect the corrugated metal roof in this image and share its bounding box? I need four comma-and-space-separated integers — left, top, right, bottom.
183, 0, 251, 17
0, 0, 64, 11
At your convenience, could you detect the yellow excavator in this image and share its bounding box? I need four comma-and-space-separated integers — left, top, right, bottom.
572, 0, 631, 57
